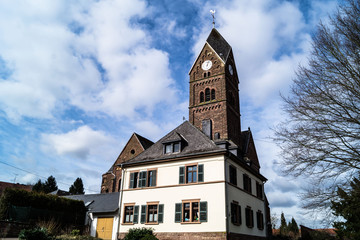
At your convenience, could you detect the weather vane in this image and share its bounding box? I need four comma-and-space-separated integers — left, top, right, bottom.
210, 10, 216, 28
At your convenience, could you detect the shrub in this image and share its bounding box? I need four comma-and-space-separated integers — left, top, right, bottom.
124, 227, 158, 240
19, 227, 53, 240
71, 229, 80, 236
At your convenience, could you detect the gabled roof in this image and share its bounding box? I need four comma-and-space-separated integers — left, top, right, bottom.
122, 121, 225, 166
241, 128, 260, 170
206, 28, 232, 62
135, 133, 154, 150
64, 192, 119, 214
189, 28, 232, 74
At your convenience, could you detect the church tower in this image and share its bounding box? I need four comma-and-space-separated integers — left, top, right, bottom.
189, 28, 241, 147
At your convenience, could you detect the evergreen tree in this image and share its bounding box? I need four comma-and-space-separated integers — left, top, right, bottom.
32, 179, 44, 192
279, 212, 288, 235
331, 174, 360, 239
288, 217, 299, 235
43, 175, 58, 193
69, 177, 85, 195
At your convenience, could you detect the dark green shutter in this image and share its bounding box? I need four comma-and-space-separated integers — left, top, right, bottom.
198, 164, 204, 182
152, 170, 157, 186
238, 205, 241, 224
175, 203, 182, 222
158, 204, 164, 223
179, 166, 185, 184
129, 173, 134, 189
133, 205, 139, 223
139, 171, 147, 188
200, 201, 207, 222
140, 205, 146, 224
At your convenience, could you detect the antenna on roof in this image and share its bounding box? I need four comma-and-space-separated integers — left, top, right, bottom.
210, 10, 216, 28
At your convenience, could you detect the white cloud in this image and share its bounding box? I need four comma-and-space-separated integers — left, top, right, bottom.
41, 125, 116, 160
0, 0, 177, 122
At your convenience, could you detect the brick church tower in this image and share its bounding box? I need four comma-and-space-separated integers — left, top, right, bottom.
189, 28, 241, 147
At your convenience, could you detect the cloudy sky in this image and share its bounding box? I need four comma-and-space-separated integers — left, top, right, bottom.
0, 0, 340, 228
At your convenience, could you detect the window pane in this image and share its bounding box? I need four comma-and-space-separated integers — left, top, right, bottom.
183, 203, 190, 222
192, 202, 199, 221
165, 144, 172, 153
173, 142, 180, 152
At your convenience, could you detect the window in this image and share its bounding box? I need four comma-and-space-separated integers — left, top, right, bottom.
179, 164, 204, 184
164, 142, 181, 154
140, 203, 164, 224
207, 72, 211, 77
130, 170, 157, 188
243, 174, 252, 193
257, 211, 264, 230
245, 206, 254, 228
256, 182, 263, 199
229, 165, 237, 185
187, 165, 197, 183
147, 170, 156, 187
231, 201, 241, 225
147, 205, 158, 223
129, 172, 139, 189
200, 92, 204, 103
205, 88, 210, 101
211, 89, 215, 100
204, 72, 207, 78
175, 200, 207, 223
123, 204, 139, 224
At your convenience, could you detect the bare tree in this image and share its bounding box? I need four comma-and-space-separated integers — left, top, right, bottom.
274, 0, 360, 211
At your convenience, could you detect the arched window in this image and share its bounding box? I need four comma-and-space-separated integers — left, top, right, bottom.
207, 72, 211, 77
211, 89, 216, 100
204, 73, 207, 78
205, 88, 210, 101
200, 92, 204, 103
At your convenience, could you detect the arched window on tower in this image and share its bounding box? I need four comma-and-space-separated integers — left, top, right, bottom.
205, 88, 210, 102
211, 89, 216, 100
200, 92, 204, 103
207, 72, 211, 77
204, 73, 207, 78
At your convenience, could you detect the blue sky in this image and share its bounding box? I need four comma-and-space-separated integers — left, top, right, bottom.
0, 0, 340, 228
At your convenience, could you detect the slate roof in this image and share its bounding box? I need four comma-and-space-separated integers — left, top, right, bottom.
206, 28, 232, 62
64, 192, 119, 214
122, 121, 225, 166
135, 133, 154, 150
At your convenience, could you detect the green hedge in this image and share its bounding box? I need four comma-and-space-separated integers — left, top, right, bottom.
0, 188, 86, 225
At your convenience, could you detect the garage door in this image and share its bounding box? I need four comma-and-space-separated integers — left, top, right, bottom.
96, 217, 114, 240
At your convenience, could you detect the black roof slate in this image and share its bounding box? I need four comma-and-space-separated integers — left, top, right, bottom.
122, 121, 225, 166
64, 192, 119, 213
206, 28, 232, 62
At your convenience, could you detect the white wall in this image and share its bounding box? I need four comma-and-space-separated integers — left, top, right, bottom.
119, 155, 226, 234
225, 158, 267, 237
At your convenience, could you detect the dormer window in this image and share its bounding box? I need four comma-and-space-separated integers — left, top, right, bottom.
164, 141, 181, 154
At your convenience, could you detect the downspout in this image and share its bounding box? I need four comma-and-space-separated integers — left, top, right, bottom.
116, 164, 126, 240
224, 156, 229, 238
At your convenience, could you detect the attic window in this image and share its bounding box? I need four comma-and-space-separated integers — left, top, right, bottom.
130, 149, 135, 154
164, 142, 181, 154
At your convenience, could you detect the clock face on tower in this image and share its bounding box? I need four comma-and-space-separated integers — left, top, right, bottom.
202, 60, 212, 70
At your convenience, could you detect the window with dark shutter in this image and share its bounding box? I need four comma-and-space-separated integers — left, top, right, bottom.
243, 174, 252, 193
256, 182, 263, 199
147, 170, 156, 187
257, 211, 264, 230
200, 201, 207, 222
231, 201, 241, 225
245, 206, 254, 228
198, 164, 204, 182
129, 172, 134, 189
139, 171, 147, 188
133, 205, 139, 224
140, 205, 147, 224
175, 203, 182, 222
179, 166, 185, 184
229, 165, 237, 185
158, 204, 164, 223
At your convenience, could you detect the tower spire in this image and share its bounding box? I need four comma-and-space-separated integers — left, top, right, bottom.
210, 10, 216, 28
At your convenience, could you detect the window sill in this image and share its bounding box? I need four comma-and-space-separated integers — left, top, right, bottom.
122, 223, 134, 225
181, 221, 201, 224
145, 222, 159, 225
